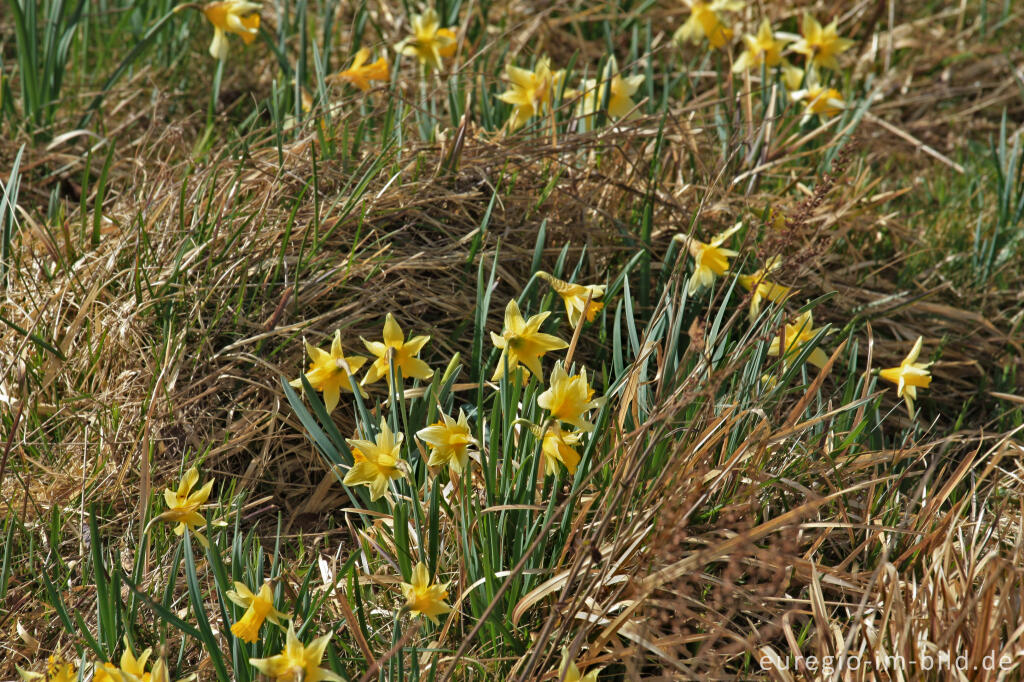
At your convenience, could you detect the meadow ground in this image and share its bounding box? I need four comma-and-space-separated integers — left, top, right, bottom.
1, 0, 1023, 680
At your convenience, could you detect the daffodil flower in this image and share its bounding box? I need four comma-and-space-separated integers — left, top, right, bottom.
394, 9, 457, 72
490, 299, 568, 381
416, 410, 476, 475
791, 13, 854, 71
767, 310, 829, 370
558, 647, 602, 682
93, 641, 155, 682
17, 656, 76, 682
157, 466, 215, 549
536, 271, 605, 328
673, 223, 742, 295
400, 562, 452, 625
496, 57, 567, 131
732, 18, 788, 72
330, 48, 390, 92
291, 330, 369, 412
575, 55, 645, 129
201, 1, 260, 60
344, 418, 407, 501
249, 623, 342, 682
227, 580, 288, 644
736, 256, 793, 320
879, 336, 932, 418
361, 313, 433, 387
537, 361, 602, 432
791, 80, 845, 121
533, 424, 583, 477
673, 0, 743, 50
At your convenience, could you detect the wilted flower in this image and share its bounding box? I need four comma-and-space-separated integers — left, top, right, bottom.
227, 580, 288, 644
732, 18, 787, 72
157, 466, 214, 548
291, 330, 368, 413
879, 336, 932, 418
200, 1, 261, 60
767, 310, 829, 370
557, 648, 602, 682
400, 562, 452, 625
361, 313, 433, 387
417, 410, 476, 475
331, 48, 389, 91
490, 300, 568, 381
496, 57, 567, 131
537, 361, 602, 432
736, 256, 793, 320
673, 0, 743, 50
249, 623, 341, 682
395, 9, 457, 71
536, 271, 605, 328
791, 13, 854, 71
575, 55, 645, 127
344, 418, 407, 501
673, 223, 742, 295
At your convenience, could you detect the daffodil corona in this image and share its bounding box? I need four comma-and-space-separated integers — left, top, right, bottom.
249, 623, 342, 682
344, 418, 407, 501
227, 580, 288, 644
879, 336, 932, 418
157, 466, 214, 548
201, 1, 260, 60
332, 48, 389, 92
537, 361, 602, 432
490, 299, 568, 381
673, 223, 742, 295
536, 271, 605, 328
417, 409, 476, 475
791, 14, 854, 71
291, 330, 368, 413
395, 9, 457, 71
361, 313, 433, 387
401, 562, 452, 625
673, 0, 743, 50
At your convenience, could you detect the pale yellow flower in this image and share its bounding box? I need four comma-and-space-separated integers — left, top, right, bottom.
249, 623, 341, 682
395, 9, 457, 71
416, 410, 476, 475
536, 271, 605, 328
673, 223, 742, 295
791, 14, 854, 71
201, 1, 260, 60
558, 647, 602, 682
291, 330, 369, 412
576, 55, 645, 127
490, 299, 568, 381
767, 310, 829, 370
227, 580, 288, 643
361, 313, 433, 387
401, 562, 452, 625
537, 361, 602, 432
536, 424, 583, 477
344, 418, 407, 501
736, 256, 793, 320
791, 82, 845, 121
496, 57, 567, 131
331, 48, 389, 92
732, 18, 787, 72
879, 336, 932, 418
673, 0, 743, 50
17, 656, 76, 682
781, 61, 805, 91
157, 466, 214, 549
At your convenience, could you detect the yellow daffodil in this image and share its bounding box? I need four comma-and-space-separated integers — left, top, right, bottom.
490, 299, 568, 381
496, 57, 568, 131
534, 424, 583, 477
291, 330, 369, 412
558, 648, 602, 682
536, 271, 605, 328
93, 642, 154, 682
791, 14, 854, 71
200, 1, 260, 60
17, 656, 76, 682
879, 336, 932, 418
400, 562, 452, 625
361, 313, 433, 387
537, 361, 602, 432
767, 310, 829, 370
157, 466, 214, 549
732, 18, 787, 72
673, 0, 743, 50
576, 55, 645, 128
781, 61, 805, 91
227, 580, 288, 644
736, 256, 793, 320
395, 9, 457, 71
673, 223, 742, 295
344, 418, 407, 501
249, 623, 341, 682
416, 409, 476, 475
331, 48, 389, 92
791, 81, 845, 121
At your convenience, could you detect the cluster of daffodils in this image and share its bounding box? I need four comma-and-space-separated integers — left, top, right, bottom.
20, 641, 173, 682
674, 4, 852, 122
